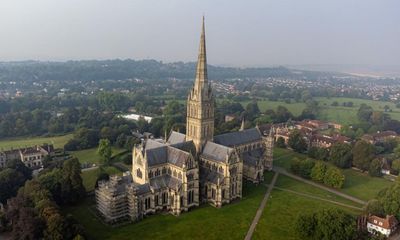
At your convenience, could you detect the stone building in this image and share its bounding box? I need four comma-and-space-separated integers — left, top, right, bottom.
96, 17, 273, 224
0, 144, 54, 169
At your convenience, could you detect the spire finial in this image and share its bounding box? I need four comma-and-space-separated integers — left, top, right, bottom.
193, 16, 208, 92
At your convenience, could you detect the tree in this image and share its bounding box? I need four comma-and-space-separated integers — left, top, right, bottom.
392, 159, 400, 175
369, 158, 383, 177
61, 158, 86, 204
276, 137, 286, 148
329, 143, 353, 168
324, 167, 345, 189
311, 161, 327, 183
366, 199, 385, 217
0, 168, 26, 204
98, 139, 112, 165
288, 129, 307, 153
377, 182, 400, 219
275, 106, 293, 123
294, 212, 317, 239
308, 147, 328, 161
291, 158, 315, 179
352, 140, 375, 171
294, 208, 356, 240
357, 104, 373, 122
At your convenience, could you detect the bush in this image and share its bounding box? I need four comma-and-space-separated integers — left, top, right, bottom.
324, 166, 345, 189
291, 158, 315, 179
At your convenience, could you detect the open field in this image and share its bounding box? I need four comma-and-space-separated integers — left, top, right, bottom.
253, 185, 362, 240
70, 147, 127, 165
275, 175, 364, 208
64, 181, 268, 240
81, 166, 123, 192
0, 134, 73, 150
273, 147, 393, 201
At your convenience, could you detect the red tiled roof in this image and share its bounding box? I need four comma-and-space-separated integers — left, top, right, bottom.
368, 215, 398, 229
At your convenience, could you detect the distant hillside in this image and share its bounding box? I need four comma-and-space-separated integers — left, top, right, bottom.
0, 59, 343, 83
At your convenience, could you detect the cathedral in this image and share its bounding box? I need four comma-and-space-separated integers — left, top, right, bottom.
96, 17, 274, 224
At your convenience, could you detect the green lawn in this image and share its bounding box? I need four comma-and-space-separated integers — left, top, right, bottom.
70, 147, 127, 165
341, 169, 394, 201
236, 97, 400, 125
0, 134, 73, 150
275, 175, 363, 208
273, 147, 393, 201
64, 181, 268, 240
81, 166, 123, 192
253, 187, 362, 240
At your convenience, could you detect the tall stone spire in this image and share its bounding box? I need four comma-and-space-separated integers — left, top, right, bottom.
195, 16, 207, 84
186, 17, 214, 152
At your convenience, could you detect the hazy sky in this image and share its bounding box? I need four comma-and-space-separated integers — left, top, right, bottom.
1, 0, 399, 66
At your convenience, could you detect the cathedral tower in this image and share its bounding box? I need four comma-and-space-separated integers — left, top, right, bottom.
186, 17, 214, 152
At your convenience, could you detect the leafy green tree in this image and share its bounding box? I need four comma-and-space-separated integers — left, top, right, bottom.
98, 139, 112, 165
295, 208, 356, 240
377, 182, 400, 219
61, 158, 86, 204
0, 168, 26, 204
324, 167, 345, 189
366, 199, 385, 217
352, 140, 375, 171
329, 143, 353, 168
275, 106, 293, 123
392, 159, 400, 175
276, 137, 286, 148
369, 158, 383, 177
288, 129, 308, 153
308, 147, 329, 161
311, 161, 327, 183
357, 104, 373, 122
291, 158, 315, 179
294, 213, 317, 239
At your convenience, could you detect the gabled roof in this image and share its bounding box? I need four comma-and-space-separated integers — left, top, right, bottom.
368, 215, 398, 229
242, 149, 263, 167
136, 183, 152, 195
167, 147, 190, 168
150, 175, 182, 190
146, 146, 168, 166
144, 139, 191, 168
167, 131, 186, 144
213, 128, 262, 147
201, 141, 233, 163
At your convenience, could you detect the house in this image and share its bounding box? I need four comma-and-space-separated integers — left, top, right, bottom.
0, 145, 54, 169
307, 120, 329, 130
367, 215, 398, 237
362, 131, 398, 144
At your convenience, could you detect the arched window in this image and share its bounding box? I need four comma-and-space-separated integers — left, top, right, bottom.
173, 170, 177, 177
162, 167, 166, 174
137, 168, 142, 179
219, 166, 223, 173
178, 172, 182, 179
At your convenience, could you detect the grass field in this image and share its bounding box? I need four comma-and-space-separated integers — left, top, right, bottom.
237, 97, 400, 125
0, 134, 73, 150
275, 175, 363, 208
252, 186, 362, 240
81, 166, 123, 192
273, 147, 393, 201
70, 147, 127, 165
65, 181, 268, 240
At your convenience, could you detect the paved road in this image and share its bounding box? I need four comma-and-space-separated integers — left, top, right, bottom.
273, 166, 367, 205
244, 172, 279, 240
